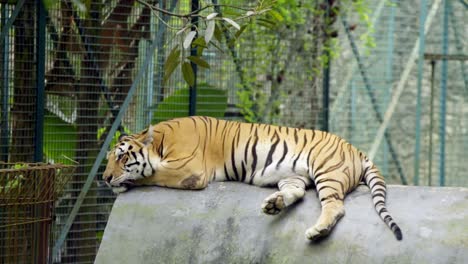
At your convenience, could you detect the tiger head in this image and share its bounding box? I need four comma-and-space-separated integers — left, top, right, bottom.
103, 127, 156, 193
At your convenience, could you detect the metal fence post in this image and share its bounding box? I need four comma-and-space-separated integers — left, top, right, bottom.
35, 0, 45, 163
321, 0, 330, 131
414, 0, 427, 185
0, 4, 10, 162
439, 0, 449, 186
189, 0, 199, 116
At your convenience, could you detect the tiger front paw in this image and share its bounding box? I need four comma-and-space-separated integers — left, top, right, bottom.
112, 186, 129, 194
262, 192, 285, 215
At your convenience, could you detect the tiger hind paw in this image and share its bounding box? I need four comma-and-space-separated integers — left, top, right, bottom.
261, 192, 285, 215
305, 226, 330, 241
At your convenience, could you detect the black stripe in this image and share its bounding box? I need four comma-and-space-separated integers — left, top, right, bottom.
313, 136, 340, 173
372, 193, 386, 200
292, 132, 308, 172
244, 136, 252, 161
384, 215, 392, 223
276, 141, 288, 169
375, 200, 385, 207
131, 151, 138, 161
317, 184, 339, 194
141, 162, 147, 177
262, 132, 280, 175
230, 136, 240, 181
241, 162, 247, 182
250, 128, 259, 179
162, 135, 200, 169
378, 207, 388, 215
314, 147, 346, 179
224, 164, 231, 181
159, 133, 165, 158
126, 161, 140, 167
316, 178, 345, 195
370, 181, 386, 190
139, 148, 145, 158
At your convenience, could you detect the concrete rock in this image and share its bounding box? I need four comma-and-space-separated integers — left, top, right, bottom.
96, 183, 468, 264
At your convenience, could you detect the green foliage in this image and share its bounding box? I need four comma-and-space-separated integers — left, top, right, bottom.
181, 61, 195, 87
159, 0, 274, 87
43, 111, 77, 165
152, 83, 228, 123
227, 0, 376, 124
97, 126, 132, 148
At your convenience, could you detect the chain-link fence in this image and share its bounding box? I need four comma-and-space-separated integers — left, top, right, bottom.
0, 0, 466, 263
330, 0, 467, 187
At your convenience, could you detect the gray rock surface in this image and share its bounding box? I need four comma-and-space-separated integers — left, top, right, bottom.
96, 183, 468, 264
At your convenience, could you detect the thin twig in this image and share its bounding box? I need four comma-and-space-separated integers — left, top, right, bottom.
136, 0, 255, 19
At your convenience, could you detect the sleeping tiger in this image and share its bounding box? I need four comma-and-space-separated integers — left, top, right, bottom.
103, 116, 402, 241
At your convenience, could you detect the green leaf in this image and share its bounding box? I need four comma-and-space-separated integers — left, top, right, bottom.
256, 18, 276, 29
235, 24, 248, 39
205, 20, 216, 44
206, 12, 218, 20
214, 22, 223, 43
181, 62, 195, 87
192, 37, 208, 48
222, 17, 240, 30
268, 9, 284, 22
187, 56, 210, 69
183, 31, 197, 49
209, 41, 225, 54
163, 46, 181, 84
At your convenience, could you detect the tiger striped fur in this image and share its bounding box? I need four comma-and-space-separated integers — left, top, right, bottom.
103, 116, 402, 241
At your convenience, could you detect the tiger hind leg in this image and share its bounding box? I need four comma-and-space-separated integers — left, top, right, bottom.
262, 177, 309, 215
305, 176, 346, 241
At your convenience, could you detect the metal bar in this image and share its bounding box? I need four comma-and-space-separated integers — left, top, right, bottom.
322, 0, 330, 131
383, 1, 397, 177
1, 4, 10, 162
350, 80, 356, 144
189, 0, 199, 116
439, 0, 449, 186
52, 15, 164, 258
150, 0, 178, 107
414, 0, 427, 186
428, 60, 436, 186
32, 3, 47, 263
342, 17, 408, 184
329, 0, 387, 124
146, 12, 155, 126
34, 0, 46, 163
0, 0, 25, 47
423, 53, 468, 60
448, 2, 468, 91
368, 0, 442, 159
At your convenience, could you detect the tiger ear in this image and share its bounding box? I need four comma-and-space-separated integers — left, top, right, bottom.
142, 125, 153, 146
118, 133, 128, 141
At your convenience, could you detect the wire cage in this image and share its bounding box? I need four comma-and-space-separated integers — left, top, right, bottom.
0, 162, 74, 264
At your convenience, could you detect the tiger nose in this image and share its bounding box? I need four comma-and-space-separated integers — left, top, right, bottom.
105, 175, 112, 184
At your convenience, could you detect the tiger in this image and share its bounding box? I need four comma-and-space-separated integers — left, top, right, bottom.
103, 116, 403, 241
